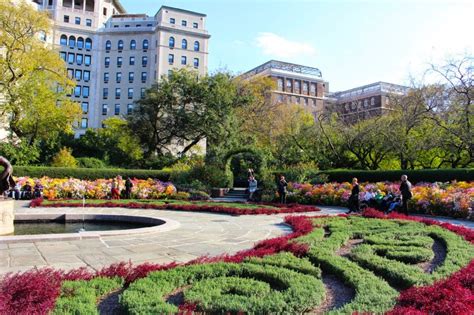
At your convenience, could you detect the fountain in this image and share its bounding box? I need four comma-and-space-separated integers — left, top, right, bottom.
0, 156, 15, 236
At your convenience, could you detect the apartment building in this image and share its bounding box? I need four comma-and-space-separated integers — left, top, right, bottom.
241, 60, 330, 114
329, 82, 410, 121
28, 0, 209, 135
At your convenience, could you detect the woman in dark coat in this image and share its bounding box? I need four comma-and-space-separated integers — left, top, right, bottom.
347, 177, 360, 214
399, 175, 412, 215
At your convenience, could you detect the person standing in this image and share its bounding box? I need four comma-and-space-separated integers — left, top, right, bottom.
248, 176, 257, 201
399, 175, 412, 215
111, 179, 120, 199
347, 178, 360, 214
124, 177, 133, 199
277, 175, 288, 204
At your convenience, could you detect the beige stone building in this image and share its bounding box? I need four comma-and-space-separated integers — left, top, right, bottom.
27, 0, 209, 135
241, 60, 330, 114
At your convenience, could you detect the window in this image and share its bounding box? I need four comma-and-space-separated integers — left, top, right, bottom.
181, 56, 187, 65
128, 72, 134, 83
103, 7, 107, 15
103, 88, 108, 99
146, 23, 152, 27
60, 52, 67, 61
67, 68, 74, 79
86, 19, 92, 27
116, 72, 122, 83
310, 84, 316, 95
142, 39, 149, 50
194, 41, 200, 51
84, 55, 91, 66
169, 37, 175, 48
77, 37, 84, 49
193, 58, 199, 68
67, 53, 75, 64
169, 18, 175, 24
74, 86, 81, 97
76, 54, 83, 65
69, 36, 76, 48
118, 40, 124, 50
371, 97, 375, 106
181, 20, 187, 27
142, 56, 147, 67
295, 81, 300, 91
74, 69, 82, 81
141, 72, 147, 83
277, 78, 283, 91
182, 39, 187, 49
115, 88, 121, 99
81, 102, 89, 113
104, 72, 109, 83
85, 38, 92, 50
83, 70, 90, 81
128, 88, 133, 99
129, 56, 135, 65
168, 54, 174, 64
130, 40, 136, 50
117, 57, 122, 67
60, 35, 67, 46
193, 22, 198, 29
83, 86, 89, 98
81, 118, 88, 129
364, 99, 368, 108
39, 32, 47, 42
64, 15, 69, 23
127, 104, 133, 115
105, 40, 111, 51
302, 82, 308, 93
286, 80, 292, 91
125, 25, 130, 28
102, 104, 108, 115
141, 88, 146, 98
75, 17, 80, 25
104, 57, 110, 67
114, 104, 120, 115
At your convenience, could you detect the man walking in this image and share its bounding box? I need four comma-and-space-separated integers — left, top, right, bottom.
399, 175, 412, 215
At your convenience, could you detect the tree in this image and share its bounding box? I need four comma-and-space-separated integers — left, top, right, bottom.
51, 147, 78, 168
0, 0, 82, 144
129, 69, 246, 162
427, 56, 473, 167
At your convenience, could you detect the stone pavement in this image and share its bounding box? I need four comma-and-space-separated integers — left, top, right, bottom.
0, 202, 472, 275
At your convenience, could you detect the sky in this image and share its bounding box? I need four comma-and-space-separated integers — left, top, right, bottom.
121, 0, 473, 91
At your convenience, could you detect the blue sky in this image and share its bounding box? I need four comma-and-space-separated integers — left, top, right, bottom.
121, 0, 473, 91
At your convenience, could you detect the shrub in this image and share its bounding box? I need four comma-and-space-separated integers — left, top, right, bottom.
76, 157, 106, 169
51, 147, 78, 168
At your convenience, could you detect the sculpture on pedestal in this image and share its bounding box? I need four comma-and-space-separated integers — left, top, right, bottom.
0, 156, 15, 197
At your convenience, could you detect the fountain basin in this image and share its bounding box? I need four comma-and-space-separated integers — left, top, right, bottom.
0, 213, 179, 244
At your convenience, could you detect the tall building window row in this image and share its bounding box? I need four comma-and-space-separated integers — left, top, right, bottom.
63, 52, 90, 66
60, 35, 92, 49
73, 85, 89, 98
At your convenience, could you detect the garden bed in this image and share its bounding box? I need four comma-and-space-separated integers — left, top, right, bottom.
1, 210, 473, 314
30, 198, 321, 215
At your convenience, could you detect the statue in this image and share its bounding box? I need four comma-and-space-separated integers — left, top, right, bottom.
0, 156, 15, 197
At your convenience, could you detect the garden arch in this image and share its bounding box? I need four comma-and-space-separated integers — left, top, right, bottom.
223, 147, 267, 187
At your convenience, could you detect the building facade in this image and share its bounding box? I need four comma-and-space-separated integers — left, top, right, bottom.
28, 0, 209, 135
329, 82, 410, 121
241, 60, 330, 114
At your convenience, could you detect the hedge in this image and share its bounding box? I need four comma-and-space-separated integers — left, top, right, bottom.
318, 169, 473, 183
13, 166, 176, 181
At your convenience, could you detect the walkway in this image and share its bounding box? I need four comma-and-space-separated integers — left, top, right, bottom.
0, 202, 471, 275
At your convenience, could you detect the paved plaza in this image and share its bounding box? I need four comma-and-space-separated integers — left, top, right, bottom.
0, 202, 472, 275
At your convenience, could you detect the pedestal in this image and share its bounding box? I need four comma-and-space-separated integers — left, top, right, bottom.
0, 199, 14, 235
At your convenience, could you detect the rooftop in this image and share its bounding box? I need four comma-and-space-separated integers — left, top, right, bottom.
333, 81, 410, 100
158, 5, 207, 17
242, 60, 323, 79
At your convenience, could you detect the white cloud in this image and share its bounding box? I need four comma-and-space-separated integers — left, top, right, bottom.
255, 32, 317, 59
